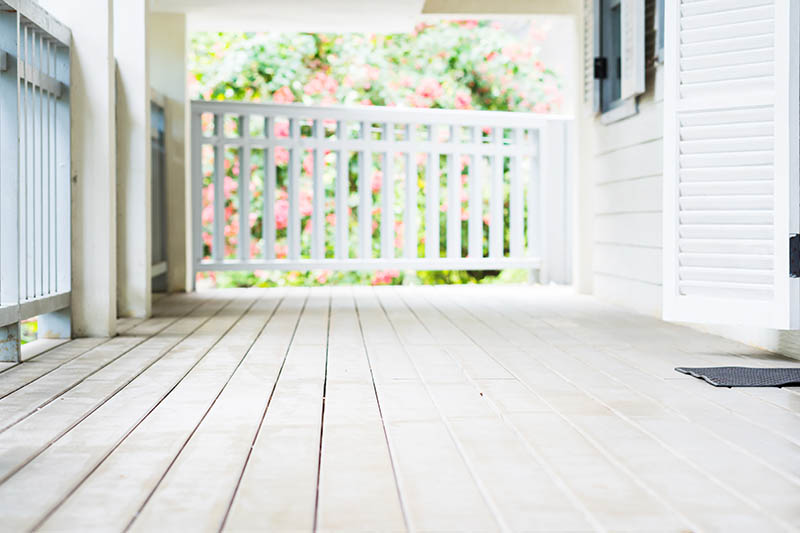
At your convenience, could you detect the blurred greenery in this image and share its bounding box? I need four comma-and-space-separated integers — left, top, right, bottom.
190, 20, 561, 288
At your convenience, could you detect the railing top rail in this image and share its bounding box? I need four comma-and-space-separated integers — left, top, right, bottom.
191, 100, 573, 128
0, 0, 71, 47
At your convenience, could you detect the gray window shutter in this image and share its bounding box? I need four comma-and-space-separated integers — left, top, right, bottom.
620, 0, 646, 100
583, 0, 600, 112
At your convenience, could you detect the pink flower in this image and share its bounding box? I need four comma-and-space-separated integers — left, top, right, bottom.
274, 199, 289, 229
416, 78, 443, 101
275, 243, 287, 259
315, 270, 331, 284
326, 212, 336, 225
372, 269, 400, 286
201, 205, 214, 225
302, 153, 314, 176
299, 190, 313, 217
223, 176, 237, 196
483, 214, 491, 226
202, 231, 212, 247
274, 121, 290, 138
533, 102, 550, 114
454, 91, 472, 110
275, 147, 289, 166
360, 98, 373, 106
250, 241, 261, 258
272, 86, 295, 103
371, 170, 383, 193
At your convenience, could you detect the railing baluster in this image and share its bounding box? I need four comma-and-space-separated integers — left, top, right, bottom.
468, 126, 481, 258
238, 114, 250, 261
54, 43, 69, 294
212, 113, 223, 262
403, 124, 416, 260
510, 128, 523, 257
380, 123, 392, 259
425, 124, 439, 259
311, 118, 324, 260
489, 126, 503, 258
46, 39, 53, 296
358, 121, 371, 259
263, 115, 275, 260
19, 25, 27, 301
288, 118, 300, 261
528, 127, 542, 259
447, 130, 460, 259
335, 120, 347, 260
191, 112, 202, 277
33, 30, 42, 298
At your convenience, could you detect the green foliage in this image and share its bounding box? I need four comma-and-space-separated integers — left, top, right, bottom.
190, 20, 561, 288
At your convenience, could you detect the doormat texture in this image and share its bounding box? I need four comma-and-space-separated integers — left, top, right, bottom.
675, 367, 800, 387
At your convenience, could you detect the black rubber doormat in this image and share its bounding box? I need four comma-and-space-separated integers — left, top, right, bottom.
675, 367, 800, 387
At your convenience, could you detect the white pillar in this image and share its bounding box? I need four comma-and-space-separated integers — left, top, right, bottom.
115, 0, 152, 317
149, 13, 188, 293
36, 0, 117, 337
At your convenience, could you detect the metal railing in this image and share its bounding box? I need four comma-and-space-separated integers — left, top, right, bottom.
0, 2, 71, 361
190, 100, 571, 278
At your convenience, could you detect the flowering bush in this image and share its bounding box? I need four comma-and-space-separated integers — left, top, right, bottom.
191, 20, 561, 287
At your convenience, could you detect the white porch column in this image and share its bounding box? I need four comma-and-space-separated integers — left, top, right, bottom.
115, 0, 152, 317
36, 0, 117, 337
149, 13, 188, 293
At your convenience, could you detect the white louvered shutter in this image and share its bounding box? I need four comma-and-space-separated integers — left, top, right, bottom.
620, 0, 646, 99
584, 0, 600, 112
663, 0, 800, 329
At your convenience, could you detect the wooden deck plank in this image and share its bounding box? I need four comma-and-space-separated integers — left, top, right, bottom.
0, 285, 797, 530
438, 287, 795, 531
0, 294, 234, 484
122, 290, 304, 532
482, 292, 800, 488
221, 289, 330, 532
0, 338, 105, 396
358, 287, 499, 531
315, 287, 406, 532
0, 295, 258, 531
37, 290, 286, 532
0, 334, 168, 431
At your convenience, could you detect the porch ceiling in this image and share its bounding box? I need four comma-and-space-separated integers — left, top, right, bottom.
0, 285, 798, 530
150, 0, 426, 32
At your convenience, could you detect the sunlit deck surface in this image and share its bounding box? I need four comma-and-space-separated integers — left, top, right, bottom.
0, 285, 798, 531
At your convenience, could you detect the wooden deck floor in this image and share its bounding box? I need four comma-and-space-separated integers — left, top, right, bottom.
0, 286, 799, 532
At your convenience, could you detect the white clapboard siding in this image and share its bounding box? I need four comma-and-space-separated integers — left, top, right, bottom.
663, 0, 800, 328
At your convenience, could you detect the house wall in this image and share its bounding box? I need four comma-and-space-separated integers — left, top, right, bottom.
578, 2, 664, 317
149, 13, 188, 293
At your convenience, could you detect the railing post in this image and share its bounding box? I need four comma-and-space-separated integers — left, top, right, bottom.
335, 120, 348, 260
467, 127, 481, 259
0, 10, 21, 362
489, 127, 503, 258
380, 123, 392, 259
527, 127, 542, 283
238, 114, 250, 262
425, 124, 439, 259
358, 121, 371, 259
311, 118, 324, 259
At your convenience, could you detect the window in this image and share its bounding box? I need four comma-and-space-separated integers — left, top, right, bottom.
599, 0, 622, 112
588, 0, 646, 119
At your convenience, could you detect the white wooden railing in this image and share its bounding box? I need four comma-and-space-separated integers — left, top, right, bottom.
190, 100, 572, 280
0, 2, 71, 362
